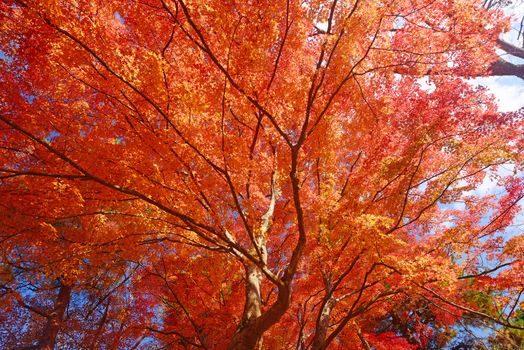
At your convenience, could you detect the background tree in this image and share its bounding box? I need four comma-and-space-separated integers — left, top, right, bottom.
481, 0, 524, 79
1, 0, 523, 349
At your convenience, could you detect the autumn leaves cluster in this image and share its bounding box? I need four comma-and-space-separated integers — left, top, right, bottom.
1, 0, 523, 349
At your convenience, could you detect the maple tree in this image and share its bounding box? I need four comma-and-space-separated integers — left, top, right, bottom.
1, 0, 524, 349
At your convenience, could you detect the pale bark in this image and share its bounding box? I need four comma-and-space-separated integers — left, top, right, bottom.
310, 297, 336, 350
356, 326, 372, 350
229, 264, 265, 350
228, 171, 287, 350
227, 284, 291, 349
241, 265, 263, 326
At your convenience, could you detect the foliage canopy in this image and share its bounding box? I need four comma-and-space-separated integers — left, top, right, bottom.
0, 0, 523, 349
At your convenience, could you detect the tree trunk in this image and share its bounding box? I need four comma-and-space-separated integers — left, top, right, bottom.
311, 297, 336, 350
227, 169, 286, 349
227, 290, 291, 350
228, 264, 264, 350
37, 283, 71, 350
242, 264, 263, 324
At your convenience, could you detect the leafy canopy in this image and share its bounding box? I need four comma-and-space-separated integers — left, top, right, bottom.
0, 0, 523, 349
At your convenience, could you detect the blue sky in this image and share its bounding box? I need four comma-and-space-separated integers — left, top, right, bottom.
466, 3, 524, 230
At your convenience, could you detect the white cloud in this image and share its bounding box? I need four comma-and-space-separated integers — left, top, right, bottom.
470, 76, 524, 112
